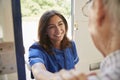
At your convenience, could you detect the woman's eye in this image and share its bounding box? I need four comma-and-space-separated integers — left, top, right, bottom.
59, 22, 63, 26
48, 25, 55, 29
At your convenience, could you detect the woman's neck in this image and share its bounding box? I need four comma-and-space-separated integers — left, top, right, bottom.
52, 42, 61, 49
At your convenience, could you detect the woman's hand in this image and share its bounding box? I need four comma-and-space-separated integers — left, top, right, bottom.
58, 69, 88, 80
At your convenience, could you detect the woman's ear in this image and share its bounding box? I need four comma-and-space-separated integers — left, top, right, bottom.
95, 0, 105, 26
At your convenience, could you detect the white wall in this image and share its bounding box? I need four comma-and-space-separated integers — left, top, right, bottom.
73, 0, 103, 73
0, 0, 18, 80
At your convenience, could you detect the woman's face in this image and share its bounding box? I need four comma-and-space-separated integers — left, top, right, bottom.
46, 15, 66, 44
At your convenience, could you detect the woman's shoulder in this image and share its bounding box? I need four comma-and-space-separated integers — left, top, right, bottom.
32, 42, 39, 45
70, 40, 75, 45
29, 42, 42, 49
29, 42, 47, 55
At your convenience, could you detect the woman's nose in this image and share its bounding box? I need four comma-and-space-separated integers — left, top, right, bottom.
56, 26, 61, 33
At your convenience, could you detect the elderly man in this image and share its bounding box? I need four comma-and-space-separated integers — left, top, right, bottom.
58, 0, 120, 80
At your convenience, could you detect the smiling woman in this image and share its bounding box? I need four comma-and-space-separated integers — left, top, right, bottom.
21, 0, 73, 79
46, 15, 66, 46
28, 10, 79, 80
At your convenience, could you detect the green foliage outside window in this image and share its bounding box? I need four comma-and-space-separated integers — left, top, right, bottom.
20, 0, 71, 18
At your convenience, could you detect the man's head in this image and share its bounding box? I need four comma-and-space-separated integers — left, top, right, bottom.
85, 0, 120, 56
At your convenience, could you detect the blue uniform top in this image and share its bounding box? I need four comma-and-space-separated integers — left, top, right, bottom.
29, 41, 79, 73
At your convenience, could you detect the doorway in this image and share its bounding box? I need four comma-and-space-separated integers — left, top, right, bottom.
20, 0, 72, 79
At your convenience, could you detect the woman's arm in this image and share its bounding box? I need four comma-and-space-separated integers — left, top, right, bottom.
31, 63, 61, 80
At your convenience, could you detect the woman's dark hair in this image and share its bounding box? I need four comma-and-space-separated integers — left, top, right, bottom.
38, 10, 71, 54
